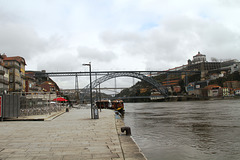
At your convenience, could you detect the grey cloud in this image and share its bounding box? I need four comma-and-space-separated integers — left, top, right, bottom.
0, 23, 48, 60
77, 46, 117, 62
219, 0, 240, 7
36, 51, 80, 72
0, 10, 17, 23
0, 10, 69, 68
100, 15, 240, 70
100, 31, 144, 45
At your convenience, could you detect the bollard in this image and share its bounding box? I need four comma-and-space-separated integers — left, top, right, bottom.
121, 127, 131, 136
66, 108, 69, 112
93, 106, 99, 119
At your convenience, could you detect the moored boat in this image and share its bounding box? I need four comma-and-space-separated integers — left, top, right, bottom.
96, 99, 125, 115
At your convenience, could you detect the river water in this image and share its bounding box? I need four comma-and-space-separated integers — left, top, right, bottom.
123, 99, 240, 160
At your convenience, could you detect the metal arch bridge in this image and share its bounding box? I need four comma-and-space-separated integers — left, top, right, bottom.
35, 70, 200, 77
81, 72, 168, 98
35, 70, 201, 99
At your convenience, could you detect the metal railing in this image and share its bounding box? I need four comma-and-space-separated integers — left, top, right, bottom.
11, 92, 66, 116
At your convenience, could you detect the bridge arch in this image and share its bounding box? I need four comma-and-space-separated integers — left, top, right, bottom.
81, 72, 168, 99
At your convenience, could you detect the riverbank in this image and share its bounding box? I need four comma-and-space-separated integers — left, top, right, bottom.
0, 107, 146, 160
115, 115, 147, 160
122, 95, 240, 103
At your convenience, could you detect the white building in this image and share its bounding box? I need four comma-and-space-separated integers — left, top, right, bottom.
192, 52, 206, 64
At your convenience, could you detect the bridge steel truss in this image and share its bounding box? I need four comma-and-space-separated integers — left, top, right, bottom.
81, 72, 169, 99
36, 70, 200, 77
35, 70, 201, 100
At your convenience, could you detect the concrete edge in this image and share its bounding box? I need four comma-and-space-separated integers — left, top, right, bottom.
130, 134, 149, 160
3, 118, 45, 121
44, 110, 66, 121
115, 114, 147, 160
3, 109, 66, 121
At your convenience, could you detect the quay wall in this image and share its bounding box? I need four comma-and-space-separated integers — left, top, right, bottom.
115, 115, 147, 160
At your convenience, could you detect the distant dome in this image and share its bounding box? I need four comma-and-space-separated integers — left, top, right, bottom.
192, 52, 206, 64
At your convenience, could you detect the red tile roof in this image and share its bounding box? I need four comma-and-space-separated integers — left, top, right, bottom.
204, 84, 221, 89
3, 56, 26, 65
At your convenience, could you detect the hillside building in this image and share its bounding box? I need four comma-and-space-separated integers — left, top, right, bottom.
187, 52, 221, 71
0, 55, 9, 93
25, 72, 41, 92
192, 52, 206, 64
25, 70, 60, 94
2, 54, 26, 92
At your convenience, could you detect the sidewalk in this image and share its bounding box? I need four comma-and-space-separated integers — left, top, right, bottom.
3, 109, 66, 121
0, 108, 146, 160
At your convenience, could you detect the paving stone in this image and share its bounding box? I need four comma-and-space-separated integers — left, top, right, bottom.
0, 108, 146, 160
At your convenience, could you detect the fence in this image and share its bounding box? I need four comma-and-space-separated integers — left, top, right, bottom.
13, 92, 66, 117
0, 94, 20, 120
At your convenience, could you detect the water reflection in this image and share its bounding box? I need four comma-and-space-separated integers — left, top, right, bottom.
123, 99, 240, 160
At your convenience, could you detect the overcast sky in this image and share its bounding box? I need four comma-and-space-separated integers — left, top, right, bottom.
1, 0, 240, 89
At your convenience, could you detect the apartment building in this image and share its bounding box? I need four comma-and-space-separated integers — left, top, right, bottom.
0, 55, 9, 93
2, 54, 26, 92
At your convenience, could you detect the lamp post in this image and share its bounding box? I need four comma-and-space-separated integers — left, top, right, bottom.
98, 82, 101, 112
82, 62, 93, 119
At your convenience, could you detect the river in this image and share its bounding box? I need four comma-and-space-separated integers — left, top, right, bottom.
123, 99, 240, 160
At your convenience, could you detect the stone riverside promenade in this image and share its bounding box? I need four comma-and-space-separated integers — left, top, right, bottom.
0, 108, 146, 160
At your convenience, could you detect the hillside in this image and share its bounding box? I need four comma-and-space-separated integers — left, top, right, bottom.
115, 71, 240, 98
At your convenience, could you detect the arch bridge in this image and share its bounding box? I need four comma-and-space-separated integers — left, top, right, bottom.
35, 70, 201, 100
81, 72, 168, 99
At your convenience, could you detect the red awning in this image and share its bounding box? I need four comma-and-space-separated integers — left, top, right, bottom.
52, 97, 68, 102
